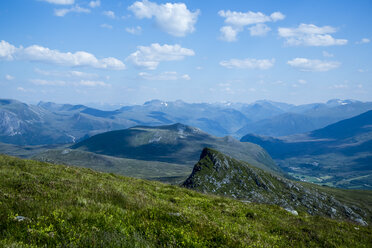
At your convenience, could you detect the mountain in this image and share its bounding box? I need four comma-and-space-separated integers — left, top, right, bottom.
71, 123, 280, 173
183, 148, 371, 225
1, 154, 371, 247
240, 110, 372, 189
236, 112, 319, 137
0, 99, 135, 145
236, 99, 372, 137
0, 99, 73, 145
1, 98, 371, 145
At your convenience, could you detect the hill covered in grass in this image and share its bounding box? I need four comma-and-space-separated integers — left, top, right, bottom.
72, 123, 279, 173
1, 154, 371, 247
32, 149, 192, 184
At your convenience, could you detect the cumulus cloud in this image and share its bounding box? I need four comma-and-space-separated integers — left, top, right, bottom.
89, 0, 100, 8
220, 58, 275, 70
5, 74, 14, 80
125, 26, 142, 35
40, 0, 74, 5
127, 43, 194, 70
278, 23, 347, 46
220, 26, 241, 42
287, 58, 340, 71
128, 0, 199, 37
248, 23, 271, 36
218, 10, 285, 41
103, 10, 115, 19
0, 40, 125, 70
139, 71, 190, 81
0, 40, 17, 60
54, 5, 90, 17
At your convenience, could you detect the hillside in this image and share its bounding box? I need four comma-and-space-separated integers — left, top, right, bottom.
0, 154, 371, 247
240, 110, 372, 189
33, 149, 191, 184
183, 148, 371, 225
71, 123, 279, 173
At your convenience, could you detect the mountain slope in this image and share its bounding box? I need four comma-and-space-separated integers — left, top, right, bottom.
72, 123, 280, 173
32, 149, 192, 184
183, 148, 371, 225
236, 99, 372, 137
1, 154, 371, 247
240, 110, 372, 189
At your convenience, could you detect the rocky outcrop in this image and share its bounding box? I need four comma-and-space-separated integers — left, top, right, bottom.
183, 148, 369, 226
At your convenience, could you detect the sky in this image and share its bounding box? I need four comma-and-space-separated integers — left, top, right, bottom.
0, 0, 371, 106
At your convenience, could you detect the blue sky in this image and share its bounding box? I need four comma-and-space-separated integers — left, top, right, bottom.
0, 0, 371, 105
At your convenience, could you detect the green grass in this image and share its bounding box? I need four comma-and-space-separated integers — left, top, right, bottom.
32, 149, 192, 184
0, 154, 371, 247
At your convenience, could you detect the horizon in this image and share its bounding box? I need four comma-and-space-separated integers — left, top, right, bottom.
3, 96, 369, 110
1, 0, 371, 105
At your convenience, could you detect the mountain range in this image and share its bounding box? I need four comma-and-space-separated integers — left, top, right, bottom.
241, 110, 372, 189
1, 98, 371, 146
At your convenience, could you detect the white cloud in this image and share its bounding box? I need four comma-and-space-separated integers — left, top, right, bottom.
357, 38, 370, 44
0, 40, 17, 60
127, 43, 194, 70
78, 80, 109, 87
322, 51, 334, 57
248, 23, 271, 36
100, 24, 113, 29
30, 78, 109, 87
139, 71, 190, 81
0, 40, 125, 70
128, 0, 199, 37
278, 23, 347, 46
220, 58, 275, 70
54, 5, 90, 17
218, 10, 285, 41
30, 79, 67, 86
270, 12, 285, 22
287, 58, 340, 72
298, 79, 307, 84
40, 0, 74, 5
5, 74, 14, 80
35, 68, 98, 78
220, 26, 241, 42
125, 26, 142, 35
89, 0, 100, 8
103, 10, 115, 19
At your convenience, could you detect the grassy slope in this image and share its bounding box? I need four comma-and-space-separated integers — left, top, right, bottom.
182, 148, 372, 224
0, 154, 371, 247
32, 149, 191, 184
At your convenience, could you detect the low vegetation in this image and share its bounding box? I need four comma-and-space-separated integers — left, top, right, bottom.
0, 154, 371, 247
